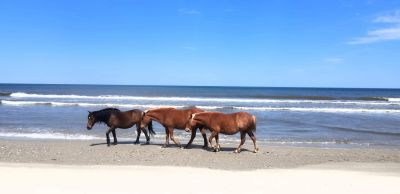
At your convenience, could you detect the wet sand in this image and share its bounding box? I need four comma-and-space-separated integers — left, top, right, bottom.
0, 139, 399, 170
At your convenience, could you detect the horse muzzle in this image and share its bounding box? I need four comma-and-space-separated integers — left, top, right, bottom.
86, 126, 92, 130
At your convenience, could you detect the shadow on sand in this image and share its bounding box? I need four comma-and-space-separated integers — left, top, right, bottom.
89, 141, 252, 152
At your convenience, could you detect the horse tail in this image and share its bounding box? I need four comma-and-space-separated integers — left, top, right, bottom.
251, 115, 257, 132
148, 120, 156, 137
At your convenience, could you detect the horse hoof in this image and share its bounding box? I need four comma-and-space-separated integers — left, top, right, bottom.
134, 141, 139, 145
234, 149, 241, 153
146, 141, 150, 145
107, 144, 111, 147
253, 148, 259, 153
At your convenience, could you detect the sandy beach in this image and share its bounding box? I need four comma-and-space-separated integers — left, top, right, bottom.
0, 162, 399, 194
0, 139, 399, 169
1, 139, 400, 194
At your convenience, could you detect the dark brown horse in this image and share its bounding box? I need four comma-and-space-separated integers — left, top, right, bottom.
140, 107, 207, 148
185, 111, 258, 153
86, 108, 155, 146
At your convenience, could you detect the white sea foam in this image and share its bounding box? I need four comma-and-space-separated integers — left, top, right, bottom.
232, 106, 400, 113
0, 132, 98, 140
8, 92, 400, 105
0, 100, 185, 109
2, 100, 400, 113
388, 98, 400, 102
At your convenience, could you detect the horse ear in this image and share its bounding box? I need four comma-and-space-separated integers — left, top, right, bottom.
88, 111, 91, 114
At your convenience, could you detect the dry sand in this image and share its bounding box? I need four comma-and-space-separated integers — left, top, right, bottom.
0, 139, 399, 170
0, 163, 399, 194
1, 139, 399, 194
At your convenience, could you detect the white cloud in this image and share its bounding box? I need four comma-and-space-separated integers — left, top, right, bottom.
373, 10, 400, 23
348, 10, 400, 44
178, 9, 201, 15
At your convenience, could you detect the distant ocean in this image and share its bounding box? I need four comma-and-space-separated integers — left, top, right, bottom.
1, 84, 400, 148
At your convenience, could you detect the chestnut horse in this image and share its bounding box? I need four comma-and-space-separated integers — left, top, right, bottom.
140, 107, 207, 148
185, 111, 258, 153
87, 108, 155, 146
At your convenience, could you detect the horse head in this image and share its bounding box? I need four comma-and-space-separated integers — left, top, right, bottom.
86, 111, 95, 130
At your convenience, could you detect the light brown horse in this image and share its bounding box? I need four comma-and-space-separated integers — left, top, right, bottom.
87, 108, 155, 146
185, 111, 258, 153
140, 107, 207, 148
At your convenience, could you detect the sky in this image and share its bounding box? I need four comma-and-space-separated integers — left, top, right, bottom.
0, 0, 399, 88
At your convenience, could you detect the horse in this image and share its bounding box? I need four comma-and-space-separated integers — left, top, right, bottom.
185, 111, 258, 153
86, 108, 155, 146
140, 107, 208, 149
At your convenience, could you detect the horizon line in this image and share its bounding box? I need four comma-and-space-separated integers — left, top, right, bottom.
0, 82, 399, 90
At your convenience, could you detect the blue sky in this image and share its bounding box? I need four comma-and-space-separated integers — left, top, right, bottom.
0, 0, 399, 88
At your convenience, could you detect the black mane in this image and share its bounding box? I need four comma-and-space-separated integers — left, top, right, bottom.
91, 108, 120, 124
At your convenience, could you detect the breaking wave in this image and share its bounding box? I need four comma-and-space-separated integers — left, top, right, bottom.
5, 92, 400, 105
0, 132, 98, 140
2, 100, 400, 113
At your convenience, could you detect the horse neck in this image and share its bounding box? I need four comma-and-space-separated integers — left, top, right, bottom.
93, 111, 111, 124
194, 113, 209, 126
147, 111, 163, 123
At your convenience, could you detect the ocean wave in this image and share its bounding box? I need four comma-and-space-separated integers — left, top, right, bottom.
0, 100, 186, 109
2, 100, 400, 113
0, 132, 99, 140
327, 126, 400, 137
234, 106, 400, 113
267, 140, 372, 146
0, 92, 11, 96
388, 98, 400, 102
7, 92, 400, 105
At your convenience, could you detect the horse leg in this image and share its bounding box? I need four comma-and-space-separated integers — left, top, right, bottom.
200, 128, 208, 149
247, 131, 259, 153
105, 128, 113, 146
208, 131, 218, 152
184, 127, 197, 149
134, 126, 141, 144
215, 133, 220, 152
141, 127, 150, 144
235, 131, 246, 153
111, 129, 118, 145
168, 128, 181, 148
163, 127, 169, 148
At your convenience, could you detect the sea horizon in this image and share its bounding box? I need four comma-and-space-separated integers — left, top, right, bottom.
1, 82, 399, 90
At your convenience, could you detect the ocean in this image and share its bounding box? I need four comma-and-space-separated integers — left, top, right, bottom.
0, 84, 399, 148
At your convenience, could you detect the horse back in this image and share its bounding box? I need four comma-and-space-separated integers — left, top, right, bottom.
111, 109, 142, 126
234, 112, 255, 131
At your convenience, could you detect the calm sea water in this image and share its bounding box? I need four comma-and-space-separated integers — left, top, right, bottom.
0, 84, 400, 148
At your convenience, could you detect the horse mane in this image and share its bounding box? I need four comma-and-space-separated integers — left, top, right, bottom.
91, 108, 120, 124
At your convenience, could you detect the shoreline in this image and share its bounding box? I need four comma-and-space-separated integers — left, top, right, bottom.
1, 139, 399, 170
